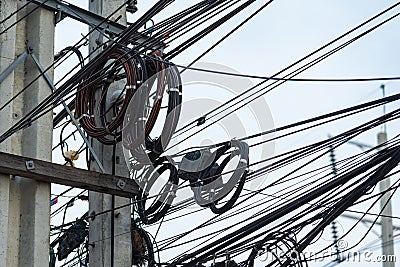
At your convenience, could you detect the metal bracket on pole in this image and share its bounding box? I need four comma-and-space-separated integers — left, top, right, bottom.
0, 50, 29, 84
28, 49, 106, 173
29, 0, 164, 51
30, 0, 126, 35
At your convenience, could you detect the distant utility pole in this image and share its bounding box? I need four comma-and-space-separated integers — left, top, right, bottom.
0, 1, 54, 266
88, 1, 132, 266
345, 133, 394, 267
343, 84, 395, 267
377, 85, 394, 267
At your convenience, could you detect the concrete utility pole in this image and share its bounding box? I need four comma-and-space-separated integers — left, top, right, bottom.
378, 84, 395, 267
0, 1, 54, 266
377, 131, 395, 267
88, 1, 132, 266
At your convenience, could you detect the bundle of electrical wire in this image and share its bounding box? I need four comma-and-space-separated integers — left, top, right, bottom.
187, 139, 249, 214
122, 56, 182, 162
75, 47, 145, 144
136, 156, 179, 224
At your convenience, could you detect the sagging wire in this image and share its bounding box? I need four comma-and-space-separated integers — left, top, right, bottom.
170, 1, 400, 140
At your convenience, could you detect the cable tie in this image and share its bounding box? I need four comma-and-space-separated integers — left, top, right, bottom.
126, 85, 136, 90
167, 88, 179, 93
240, 159, 248, 164
78, 114, 94, 120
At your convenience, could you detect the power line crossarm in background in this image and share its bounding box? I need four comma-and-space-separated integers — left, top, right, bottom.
341, 213, 400, 231
0, 151, 138, 197
29, 50, 106, 173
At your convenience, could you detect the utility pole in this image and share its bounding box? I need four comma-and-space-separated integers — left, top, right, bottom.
0, 1, 54, 266
341, 84, 395, 267
88, 1, 132, 266
378, 131, 395, 267
378, 84, 394, 267
345, 134, 395, 267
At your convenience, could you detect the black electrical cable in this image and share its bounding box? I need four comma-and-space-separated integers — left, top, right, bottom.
167, 127, 400, 262
278, 163, 400, 267
165, 0, 256, 60
178, 0, 275, 72
163, 0, 241, 46
50, 106, 400, 233
153, 57, 400, 82
176, 146, 399, 266
51, 0, 253, 131
0, 0, 51, 36
54, 46, 85, 68
136, 157, 179, 224
172, 1, 400, 137
170, 92, 400, 161
3, 0, 252, 143
1, 0, 231, 144
168, 11, 400, 150
0, 1, 33, 25
189, 140, 249, 214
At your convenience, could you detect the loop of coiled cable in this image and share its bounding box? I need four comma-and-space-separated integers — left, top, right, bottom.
123, 56, 182, 163
136, 157, 179, 224
191, 139, 249, 214
75, 47, 145, 144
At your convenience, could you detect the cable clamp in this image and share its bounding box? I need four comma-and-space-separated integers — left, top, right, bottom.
167, 88, 179, 93
126, 85, 136, 90
240, 159, 248, 164
78, 114, 94, 120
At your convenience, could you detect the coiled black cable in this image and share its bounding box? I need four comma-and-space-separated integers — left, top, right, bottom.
190, 139, 249, 214
75, 47, 145, 144
123, 57, 182, 162
136, 157, 179, 224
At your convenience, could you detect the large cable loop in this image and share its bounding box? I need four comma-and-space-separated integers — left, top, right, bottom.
191, 139, 249, 214
136, 157, 179, 224
75, 47, 145, 144
122, 57, 182, 163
